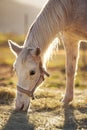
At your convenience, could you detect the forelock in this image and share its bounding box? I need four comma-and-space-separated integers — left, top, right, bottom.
20, 48, 32, 63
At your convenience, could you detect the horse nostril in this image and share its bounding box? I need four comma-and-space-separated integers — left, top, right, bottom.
20, 104, 24, 110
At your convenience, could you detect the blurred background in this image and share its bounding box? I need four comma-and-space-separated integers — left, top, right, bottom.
0, 0, 46, 44
0, 0, 46, 34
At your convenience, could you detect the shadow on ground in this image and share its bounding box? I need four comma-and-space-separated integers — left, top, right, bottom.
2, 111, 34, 130
62, 104, 87, 130
63, 104, 78, 130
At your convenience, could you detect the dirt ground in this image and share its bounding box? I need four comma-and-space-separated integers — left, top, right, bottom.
0, 65, 87, 130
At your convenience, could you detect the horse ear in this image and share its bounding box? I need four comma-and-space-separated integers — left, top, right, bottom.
35, 47, 41, 56
8, 40, 22, 56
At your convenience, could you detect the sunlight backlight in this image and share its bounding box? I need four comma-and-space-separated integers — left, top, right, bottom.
15, 0, 47, 8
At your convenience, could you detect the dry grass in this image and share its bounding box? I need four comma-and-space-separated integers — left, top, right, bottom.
0, 87, 15, 104
0, 87, 87, 130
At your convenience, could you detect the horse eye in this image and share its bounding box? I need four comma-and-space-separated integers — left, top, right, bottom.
30, 70, 35, 76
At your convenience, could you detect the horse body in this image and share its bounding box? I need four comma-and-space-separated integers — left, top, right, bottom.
9, 0, 87, 111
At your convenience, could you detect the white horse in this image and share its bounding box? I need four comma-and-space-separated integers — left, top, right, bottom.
9, 0, 87, 111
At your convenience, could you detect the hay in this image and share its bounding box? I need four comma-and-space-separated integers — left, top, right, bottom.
0, 87, 16, 104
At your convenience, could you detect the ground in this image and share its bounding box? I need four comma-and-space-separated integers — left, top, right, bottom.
0, 89, 87, 130
0, 46, 87, 130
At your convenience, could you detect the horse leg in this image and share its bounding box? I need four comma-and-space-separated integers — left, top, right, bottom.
63, 38, 80, 104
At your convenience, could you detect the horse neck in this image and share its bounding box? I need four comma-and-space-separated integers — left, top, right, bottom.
24, 0, 73, 58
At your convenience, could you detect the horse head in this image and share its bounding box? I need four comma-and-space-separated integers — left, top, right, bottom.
8, 40, 49, 111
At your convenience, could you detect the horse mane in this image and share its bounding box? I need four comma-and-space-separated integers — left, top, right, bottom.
24, 0, 74, 66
